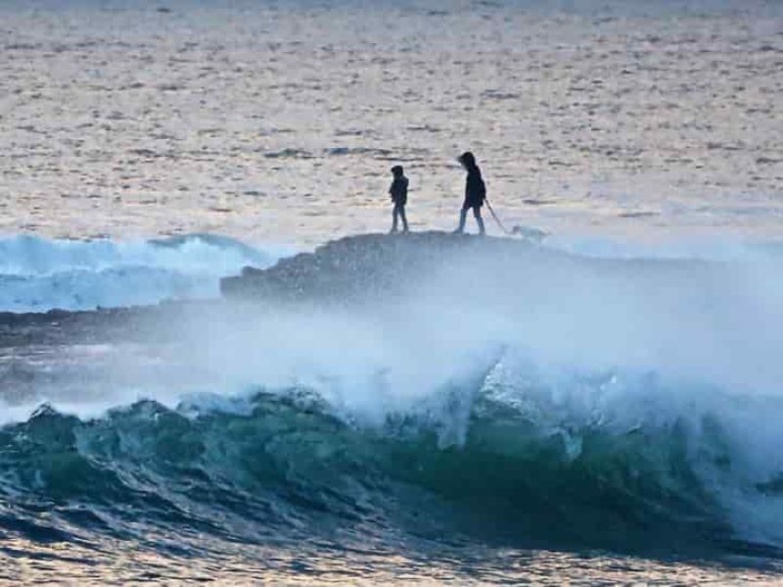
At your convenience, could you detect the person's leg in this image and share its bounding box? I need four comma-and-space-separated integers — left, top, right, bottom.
454, 207, 468, 233
474, 206, 485, 235
390, 204, 399, 233
400, 205, 409, 232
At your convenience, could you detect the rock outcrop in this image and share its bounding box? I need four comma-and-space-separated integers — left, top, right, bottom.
219, 231, 543, 304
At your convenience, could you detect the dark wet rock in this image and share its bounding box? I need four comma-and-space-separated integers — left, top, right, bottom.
0, 301, 211, 348
220, 231, 543, 304
218, 231, 743, 319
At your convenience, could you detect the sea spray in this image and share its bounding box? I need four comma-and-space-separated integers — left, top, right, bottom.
1, 233, 782, 559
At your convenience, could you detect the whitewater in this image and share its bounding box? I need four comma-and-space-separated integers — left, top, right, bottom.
1, 231, 782, 584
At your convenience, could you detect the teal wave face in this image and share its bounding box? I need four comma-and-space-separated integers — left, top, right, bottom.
2, 385, 779, 559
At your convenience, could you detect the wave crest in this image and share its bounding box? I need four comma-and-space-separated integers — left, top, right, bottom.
3, 368, 782, 556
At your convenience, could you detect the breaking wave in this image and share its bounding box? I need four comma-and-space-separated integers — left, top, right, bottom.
0, 234, 287, 312
1, 354, 782, 557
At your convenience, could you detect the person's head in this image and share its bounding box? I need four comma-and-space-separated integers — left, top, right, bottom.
458, 151, 476, 169
391, 165, 404, 178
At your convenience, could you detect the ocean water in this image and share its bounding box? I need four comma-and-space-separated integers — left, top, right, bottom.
1, 0, 783, 584
1, 0, 781, 242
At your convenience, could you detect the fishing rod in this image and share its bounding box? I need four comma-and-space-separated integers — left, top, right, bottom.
485, 198, 511, 235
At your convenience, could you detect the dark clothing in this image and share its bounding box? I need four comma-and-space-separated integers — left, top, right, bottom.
389, 176, 409, 206
455, 162, 486, 235
463, 167, 486, 209
389, 175, 409, 232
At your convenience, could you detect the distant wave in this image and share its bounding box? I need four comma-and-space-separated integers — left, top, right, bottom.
0, 234, 286, 312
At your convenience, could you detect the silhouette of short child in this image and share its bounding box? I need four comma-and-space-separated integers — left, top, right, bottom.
389, 165, 409, 233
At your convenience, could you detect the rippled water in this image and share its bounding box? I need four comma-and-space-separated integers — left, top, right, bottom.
2, 534, 781, 585
1, 0, 781, 243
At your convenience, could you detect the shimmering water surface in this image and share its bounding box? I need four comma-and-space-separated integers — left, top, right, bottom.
1, 0, 781, 243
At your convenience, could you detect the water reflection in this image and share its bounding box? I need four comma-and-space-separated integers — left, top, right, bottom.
1, 534, 780, 585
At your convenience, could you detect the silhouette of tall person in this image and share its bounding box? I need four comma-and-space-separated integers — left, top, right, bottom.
453, 151, 486, 235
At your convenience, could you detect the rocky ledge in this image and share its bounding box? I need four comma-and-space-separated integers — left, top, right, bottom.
218, 230, 735, 313
219, 231, 550, 304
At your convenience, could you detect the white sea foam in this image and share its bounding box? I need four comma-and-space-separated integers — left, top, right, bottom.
0, 234, 292, 312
